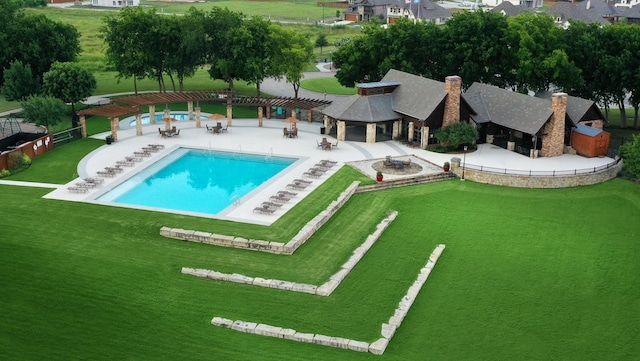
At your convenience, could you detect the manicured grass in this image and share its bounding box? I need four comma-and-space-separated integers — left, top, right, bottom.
300, 77, 357, 95
1, 146, 639, 360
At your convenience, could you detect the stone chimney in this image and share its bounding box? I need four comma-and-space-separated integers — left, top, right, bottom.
540, 93, 567, 157
443, 76, 462, 128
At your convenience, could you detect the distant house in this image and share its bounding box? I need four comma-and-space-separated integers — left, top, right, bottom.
617, 4, 640, 24
489, 2, 532, 16
91, 0, 139, 7
483, 0, 543, 9
546, 0, 616, 28
343, 0, 451, 24
321, 69, 605, 159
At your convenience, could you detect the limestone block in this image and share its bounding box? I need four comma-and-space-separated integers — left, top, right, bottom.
211, 317, 233, 328
229, 273, 254, 284
388, 315, 403, 327
347, 340, 369, 352
279, 281, 294, 290
170, 228, 185, 238
232, 237, 249, 248
333, 337, 350, 349
269, 280, 286, 289
181, 267, 195, 275
284, 240, 299, 251
192, 268, 210, 278
159, 226, 172, 237
252, 277, 272, 288
231, 320, 246, 332
291, 283, 317, 294
231, 320, 257, 333
368, 338, 389, 355
293, 332, 314, 343
207, 271, 230, 281
193, 231, 211, 242
268, 242, 285, 253
313, 334, 332, 346
428, 254, 438, 263
249, 239, 269, 250
255, 324, 282, 337
330, 268, 350, 283
279, 328, 296, 339
342, 259, 358, 270
381, 323, 396, 339
316, 280, 339, 296
425, 260, 435, 270
182, 230, 196, 240
407, 285, 421, 298
211, 234, 235, 246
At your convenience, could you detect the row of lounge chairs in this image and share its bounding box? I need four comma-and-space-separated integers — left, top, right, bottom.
254, 160, 338, 215
70, 144, 165, 193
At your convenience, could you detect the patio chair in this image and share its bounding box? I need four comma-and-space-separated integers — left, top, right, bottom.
206, 124, 214, 133
384, 156, 393, 168
403, 159, 412, 166
333, 140, 338, 148
173, 129, 180, 137
284, 128, 289, 138
159, 128, 167, 138
292, 128, 298, 138
221, 125, 228, 133
317, 140, 323, 148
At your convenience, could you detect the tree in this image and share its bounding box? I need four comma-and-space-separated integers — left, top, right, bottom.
315, 33, 329, 54
620, 134, 640, 179
1, 60, 40, 101
436, 121, 479, 149
204, 8, 245, 97
165, 9, 206, 92
4, 12, 80, 86
269, 26, 314, 98
42, 62, 96, 114
20, 95, 66, 131
231, 16, 273, 97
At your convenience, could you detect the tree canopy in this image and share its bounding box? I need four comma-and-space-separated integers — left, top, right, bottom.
42, 62, 96, 114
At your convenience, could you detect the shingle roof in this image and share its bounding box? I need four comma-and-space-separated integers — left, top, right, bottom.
535, 90, 604, 126
546, 1, 613, 25
618, 3, 640, 19
463, 82, 552, 135
490, 2, 530, 16
321, 94, 399, 122
381, 69, 447, 120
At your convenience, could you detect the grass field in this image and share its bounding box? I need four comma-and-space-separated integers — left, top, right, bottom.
300, 77, 357, 95
1, 136, 639, 360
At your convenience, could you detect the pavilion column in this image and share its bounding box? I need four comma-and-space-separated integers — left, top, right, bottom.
266, 104, 271, 119
226, 98, 233, 126
421, 126, 429, 149
188, 101, 194, 120
195, 107, 201, 128
392, 120, 401, 139
149, 105, 156, 124
258, 106, 264, 127
366, 123, 376, 143
164, 108, 171, 130
337, 120, 346, 141
324, 115, 330, 130
110, 117, 119, 142
135, 113, 143, 136
408, 121, 414, 142
79, 115, 87, 138
307, 109, 312, 123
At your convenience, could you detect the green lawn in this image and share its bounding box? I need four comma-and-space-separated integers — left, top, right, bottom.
300, 77, 357, 95
1, 141, 639, 360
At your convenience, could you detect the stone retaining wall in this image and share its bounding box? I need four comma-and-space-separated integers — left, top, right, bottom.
160, 181, 360, 255
181, 211, 398, 297
208, 244, 446, 355
451, 159, 622, 188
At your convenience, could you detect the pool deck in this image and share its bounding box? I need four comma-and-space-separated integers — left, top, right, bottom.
28, 115, 614, 225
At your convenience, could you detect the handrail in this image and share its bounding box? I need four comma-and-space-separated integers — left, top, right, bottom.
459, 157, 622, 177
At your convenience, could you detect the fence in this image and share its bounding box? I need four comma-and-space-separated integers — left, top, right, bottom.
460, 157, 622, 177
52, 126, 82, 146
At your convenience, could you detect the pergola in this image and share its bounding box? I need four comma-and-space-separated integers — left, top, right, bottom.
77, 91, 331, 142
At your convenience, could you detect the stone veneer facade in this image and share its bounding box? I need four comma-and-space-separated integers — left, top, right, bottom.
540, 93, 567, 157
443, 75, 462, 128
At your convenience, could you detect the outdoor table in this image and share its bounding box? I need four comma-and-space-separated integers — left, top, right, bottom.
391, 160, 404, 169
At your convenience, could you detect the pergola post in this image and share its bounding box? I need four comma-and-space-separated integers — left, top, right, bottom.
188, 101, 194, 120
366, 123, 376, 143
408, 121, 414, 142
195, 107, 201, 128
307, 109, 313, 123
324, 115, 330, 131
337, 120, 346, 141
79, 115, 87, 138
226, 98, 233, 126
164, 108, 171, 130
266, 104, 271, 119
110, 117, 119, 142
135, 113, 143, 136
149, 105, 156, 124
258, 106, 264, 127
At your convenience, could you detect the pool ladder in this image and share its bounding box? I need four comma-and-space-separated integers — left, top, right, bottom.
230, 195, 241, 206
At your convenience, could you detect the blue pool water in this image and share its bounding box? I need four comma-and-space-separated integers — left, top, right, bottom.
129, 113, 190, 127
97, 149, 295, 215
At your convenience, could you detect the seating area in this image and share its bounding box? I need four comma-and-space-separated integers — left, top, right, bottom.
208, 122, 228, 134
383, 155, 411, 170
317, 137, 337, 151
159, 127, 180, 138
253, 160, 337, 215
283, 127, 298, 138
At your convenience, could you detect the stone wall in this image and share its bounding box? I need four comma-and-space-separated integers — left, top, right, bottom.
160, 181, 361, 255
450, 159, 622, 188
208, 244, 446, 355
181, 211, 398, 297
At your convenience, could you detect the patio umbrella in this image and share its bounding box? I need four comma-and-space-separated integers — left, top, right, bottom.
283, 115, 299, 130
208, 113, 226, 120
162, 117, 178, 130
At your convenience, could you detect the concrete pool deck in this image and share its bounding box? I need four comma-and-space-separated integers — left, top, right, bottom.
24, 114, 614, 225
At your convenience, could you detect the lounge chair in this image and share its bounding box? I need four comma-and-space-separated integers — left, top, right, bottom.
321, 160, 337, 165
293, 179, 312, 184
253, 205, 276, 214
149, 143, 165, 150
302, 171, 322, 179
270, 194, 292, 204
313, 164, 330, 171
278, 190, 297, 197
142, 146, 156, 153
308, 167, 327, 174
84, 177, 104, 185
97, 170, 115, 177
67, 186, 88, 193
134, 151, 151, 157
117, 160, 134, 167
126, 156, 143, 163
104, 166, 122, 173
317, 161, 335, 168
261, 201, 282, 208
286, 183, 307, 191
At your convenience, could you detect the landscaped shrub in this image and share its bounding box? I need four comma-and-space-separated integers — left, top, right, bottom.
620, 134, 640, 179
436, 121, 479, 150
8, 152, 31, 171
0, 169, 10, 178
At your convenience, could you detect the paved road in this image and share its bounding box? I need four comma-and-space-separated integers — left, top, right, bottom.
260, 62, 349, 102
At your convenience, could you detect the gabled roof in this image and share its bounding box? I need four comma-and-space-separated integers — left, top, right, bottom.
546, 1, 613, 25
381, 69, 447, 120
389, 0, 452, 20
463, 82, 552, 135
535, 90, 605, 126
321, 94, 398, 122
618, 3, 640, 19
490, 2, 530, 16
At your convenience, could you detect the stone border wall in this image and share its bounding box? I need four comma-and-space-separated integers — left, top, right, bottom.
181, 211, 398, 297
209, 244, 445, 355
160, 181, 360, 255
450, 158, 622, 188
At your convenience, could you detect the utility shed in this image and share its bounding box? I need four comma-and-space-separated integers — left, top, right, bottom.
571, 124, 610, 157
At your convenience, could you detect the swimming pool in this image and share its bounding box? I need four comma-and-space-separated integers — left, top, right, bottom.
97, 148, 296, 215
128, 113, 191, 127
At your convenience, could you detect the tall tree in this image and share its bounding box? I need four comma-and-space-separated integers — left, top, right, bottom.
1, 60, 40, 101
204, 7, 244, 95
269, 26, 314, 98
42, 62, 96, 114
166, 9, 206, 92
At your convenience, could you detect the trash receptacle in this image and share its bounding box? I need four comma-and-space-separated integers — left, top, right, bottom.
106, 135, 113, 145
320, 127, 326, 135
